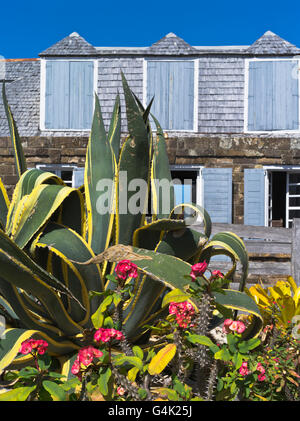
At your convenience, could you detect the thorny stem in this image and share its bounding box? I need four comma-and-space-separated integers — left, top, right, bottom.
173, 328, 185, 382
79, 371, 91, 401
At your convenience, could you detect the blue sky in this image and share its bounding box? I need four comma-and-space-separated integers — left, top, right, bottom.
1, 0, 300, 58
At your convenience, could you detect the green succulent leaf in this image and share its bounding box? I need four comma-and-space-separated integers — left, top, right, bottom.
2, 83, 27, 179
85, 94, 116, 256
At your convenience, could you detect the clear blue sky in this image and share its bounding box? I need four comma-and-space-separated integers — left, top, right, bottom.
1, 0, 300, 58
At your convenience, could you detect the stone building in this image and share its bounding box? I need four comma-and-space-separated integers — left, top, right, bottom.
1, 30, 300, 228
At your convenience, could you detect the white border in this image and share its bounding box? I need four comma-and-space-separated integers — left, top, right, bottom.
40, 58, 98, 131
143, 58, 199, 132
244, 57, 300, 134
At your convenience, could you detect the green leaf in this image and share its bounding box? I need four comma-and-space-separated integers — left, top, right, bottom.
9, 184, 84, 249
213, 289, 263, 339
116, 73, 150, 245
114, 355, 143, 371
85, 94, 116, 255
18, 366, 40, 378
214, 347, 232, 362
0, 386, 36, 401
232, 352, 244, 369
161, 288, 192, 308
2, 82, 27, 179
97, 367, 112, 396
0, 178, 10, 230
132, 346, 144, 360
238, 337, 261, 353
37, 353, 52, 371
42, 380, 67, 401
227, 334, 239, 353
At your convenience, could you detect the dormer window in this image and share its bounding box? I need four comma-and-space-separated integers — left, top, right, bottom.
246, 59, 299, 132
41, 59, 95, 130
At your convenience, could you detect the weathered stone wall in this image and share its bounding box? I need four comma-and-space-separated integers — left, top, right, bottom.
1, 134, 300, 225
165, 134, 300, 224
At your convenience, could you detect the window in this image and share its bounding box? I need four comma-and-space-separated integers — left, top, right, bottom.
42, 60, 95, 130
146, 60, 197, 131
36, 164, 84, 188
244, 167, 300, 228
170, 166, 232, 224
246, 59, 299, 131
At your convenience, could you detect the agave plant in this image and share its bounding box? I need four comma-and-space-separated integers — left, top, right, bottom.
0, 74, 262, 377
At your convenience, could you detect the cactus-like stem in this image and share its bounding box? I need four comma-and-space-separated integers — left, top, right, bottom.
173, 328, 185, 381
111, 366, 141, 401
194, 291, 215, 395
205, 360, 218, 401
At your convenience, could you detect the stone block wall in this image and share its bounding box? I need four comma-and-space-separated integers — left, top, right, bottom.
1, 134, 300, 225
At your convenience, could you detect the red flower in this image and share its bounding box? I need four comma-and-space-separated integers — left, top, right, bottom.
190, 261, 208, 281
211, 270, 224, 279
115, 260, 138, 281
19, 339, 48, 355
94, 327, 124, 343
168, 301, 195, 329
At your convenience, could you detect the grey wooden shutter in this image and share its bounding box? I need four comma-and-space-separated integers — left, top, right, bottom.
147, 61, 194, 130
69, 61, 94, 130
248, 60, 299, 131
73, 167, 85, 188
244, 168, 266, 226
45, 60, 94, 130
45, 61, 70, 129
202, 168, 232, 223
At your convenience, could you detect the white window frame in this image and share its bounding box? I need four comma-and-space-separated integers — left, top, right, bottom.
244, 57, 300, 134
35, 163, 80, 187
263, 165, 300, 228
40, 57, 98, 132
170, 164, 203, 208
143, 58, 199, 132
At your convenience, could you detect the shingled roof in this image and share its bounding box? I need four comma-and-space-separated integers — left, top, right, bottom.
247, 31, 300, 55
148, 32, 199, 55
39, 32, 98, 57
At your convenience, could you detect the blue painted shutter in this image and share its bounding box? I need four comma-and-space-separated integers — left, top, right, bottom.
202, 168, 232, 223
73, 167, 85, 188
147, 61, 194, 130
45, 61, 70, 129
244, 168, 266, 226
248, 60, 299, 131
69, 61, 94, 129
45, 61, 94, 129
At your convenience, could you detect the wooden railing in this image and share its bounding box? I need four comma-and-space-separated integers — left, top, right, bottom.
192, 219, 300, 286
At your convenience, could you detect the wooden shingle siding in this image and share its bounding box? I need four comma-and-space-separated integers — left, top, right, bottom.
97, 57, 144, 131
197, 56, 245, 133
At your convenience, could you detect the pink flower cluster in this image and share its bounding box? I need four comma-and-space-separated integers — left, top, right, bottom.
190, 262, 224, 282
115, 260, 138, 281
94, 328, 124, 343
211, 270, 224, 279
19, 339, 48, 355
238, 361, 266, 381
239, 361, 249, 376
169, 301, 195, 329
222, 319, 246, 334
71, 346, 103, 378
256, 363, 266, 382
190, 261, 207, 281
